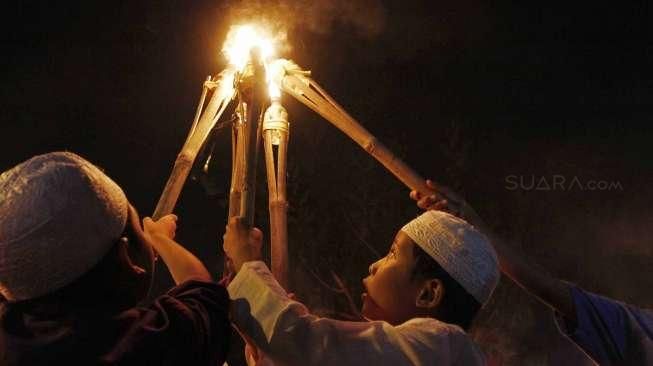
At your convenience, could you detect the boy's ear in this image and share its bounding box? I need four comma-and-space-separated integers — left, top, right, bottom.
415, 278, 444, 310
117, 237, 146, 276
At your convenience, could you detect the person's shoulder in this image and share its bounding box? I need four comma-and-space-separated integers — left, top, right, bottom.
151, 280, 230, 315
396, 318, 485, 364
397, 317, 467, 335
165, 279, 228, 297
395, 317, 473, 344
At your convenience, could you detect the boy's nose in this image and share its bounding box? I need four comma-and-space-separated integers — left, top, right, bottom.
369, 260, 380, 275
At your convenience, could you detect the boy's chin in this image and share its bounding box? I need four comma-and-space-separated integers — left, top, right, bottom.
361, 293, 385, 321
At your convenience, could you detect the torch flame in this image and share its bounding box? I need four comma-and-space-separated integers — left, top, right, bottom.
222, 25, 275, 72
216, 69, 236, 100
267, 59, 286, 100
268, 75, 281, 100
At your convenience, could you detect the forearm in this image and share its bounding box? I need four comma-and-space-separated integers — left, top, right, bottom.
488, 232, 576, 321
150, 234, 212, 284
416, 184, 577, 321
228, 262, 441, 366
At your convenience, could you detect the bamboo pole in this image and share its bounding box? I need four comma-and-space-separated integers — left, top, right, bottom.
153, 71, 235, 220
263, 100, 290, 288
228, 103, 246, 220
280, 74, 435, 197
227, 49, 267, 227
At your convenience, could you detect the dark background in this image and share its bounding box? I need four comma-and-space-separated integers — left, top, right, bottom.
1, 1, 652, 364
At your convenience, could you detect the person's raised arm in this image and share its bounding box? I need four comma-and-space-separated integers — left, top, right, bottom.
410, 180, 576, 322
143, 214, 212, 284
222, 218, 482, 365
222, 217, 263, 274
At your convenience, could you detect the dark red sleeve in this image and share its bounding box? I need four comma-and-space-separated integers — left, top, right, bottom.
102, 280, 231, 366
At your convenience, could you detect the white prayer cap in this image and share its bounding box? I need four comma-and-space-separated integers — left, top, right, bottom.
0, 152, 128, 301
401, 211, 499, 305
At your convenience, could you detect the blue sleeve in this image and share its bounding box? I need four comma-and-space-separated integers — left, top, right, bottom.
555, 286, 653, 364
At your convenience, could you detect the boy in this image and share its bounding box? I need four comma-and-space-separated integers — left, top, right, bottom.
411, 179, 653, 365
223, 209, 500, 365
0, 152, 231, 365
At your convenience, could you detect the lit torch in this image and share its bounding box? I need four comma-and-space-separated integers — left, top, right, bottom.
223, 25, 272, 227
153, 70, 235, 220
262, 71, 290, 287
156, 23, 434, 288
271, 60, 436, 197
222, 25, 292, 283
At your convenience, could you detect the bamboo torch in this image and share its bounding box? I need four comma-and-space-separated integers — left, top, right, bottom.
274, 62, 435, 197
221, 24, 274, 278
262, 89, 290, 288
153, 71, 235, 220
227, 49, 267, 227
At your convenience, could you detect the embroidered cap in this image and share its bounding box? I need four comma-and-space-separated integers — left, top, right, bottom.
401, 211, 499, 304
0, 152, 128, 301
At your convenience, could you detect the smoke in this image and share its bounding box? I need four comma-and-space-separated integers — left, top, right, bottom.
223, 0, 386, 39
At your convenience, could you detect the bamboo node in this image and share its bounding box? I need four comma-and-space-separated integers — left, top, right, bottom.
363, 138, 379, 154
175, 152, 194, 168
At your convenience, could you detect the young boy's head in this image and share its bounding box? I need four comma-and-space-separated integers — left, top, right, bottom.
0, 152, 155, 310
362, 211, 499, 329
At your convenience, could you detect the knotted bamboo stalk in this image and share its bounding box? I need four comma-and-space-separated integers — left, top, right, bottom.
280, 71, 434, 197
227, 49, 267, 226
223, 50, 267, 277
263, 99, 290, 288
153, 71, 235, 220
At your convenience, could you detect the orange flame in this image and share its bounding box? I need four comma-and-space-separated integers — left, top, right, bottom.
222, 25, 275, 72
267, 75, 281, 100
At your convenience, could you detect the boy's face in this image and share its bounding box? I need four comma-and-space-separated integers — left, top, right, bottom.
361, 230, 423, 325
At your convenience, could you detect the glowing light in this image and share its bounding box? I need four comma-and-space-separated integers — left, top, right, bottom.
216, 70, 236, 100
266, 59, 285, 100
268, 80, 281, 100
222, 25, 274, 71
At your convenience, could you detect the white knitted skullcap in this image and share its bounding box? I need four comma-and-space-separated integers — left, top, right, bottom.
401, 211, 499, 305
0, 152, 128, 302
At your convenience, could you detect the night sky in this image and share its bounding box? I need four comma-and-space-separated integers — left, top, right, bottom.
2, 1, 652, 364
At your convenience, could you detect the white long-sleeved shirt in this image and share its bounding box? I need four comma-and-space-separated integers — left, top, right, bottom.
228, 261, 485, 366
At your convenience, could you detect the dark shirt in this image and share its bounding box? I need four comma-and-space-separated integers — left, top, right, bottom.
0, 280, 231, 366
555, 286, 653, 365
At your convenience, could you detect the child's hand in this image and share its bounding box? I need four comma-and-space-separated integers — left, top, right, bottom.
143, 214, 178, 240
142, 214, 212, 284
223, 217, 263, 273
409, 179, 450, 212
410, 180, 485, 229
